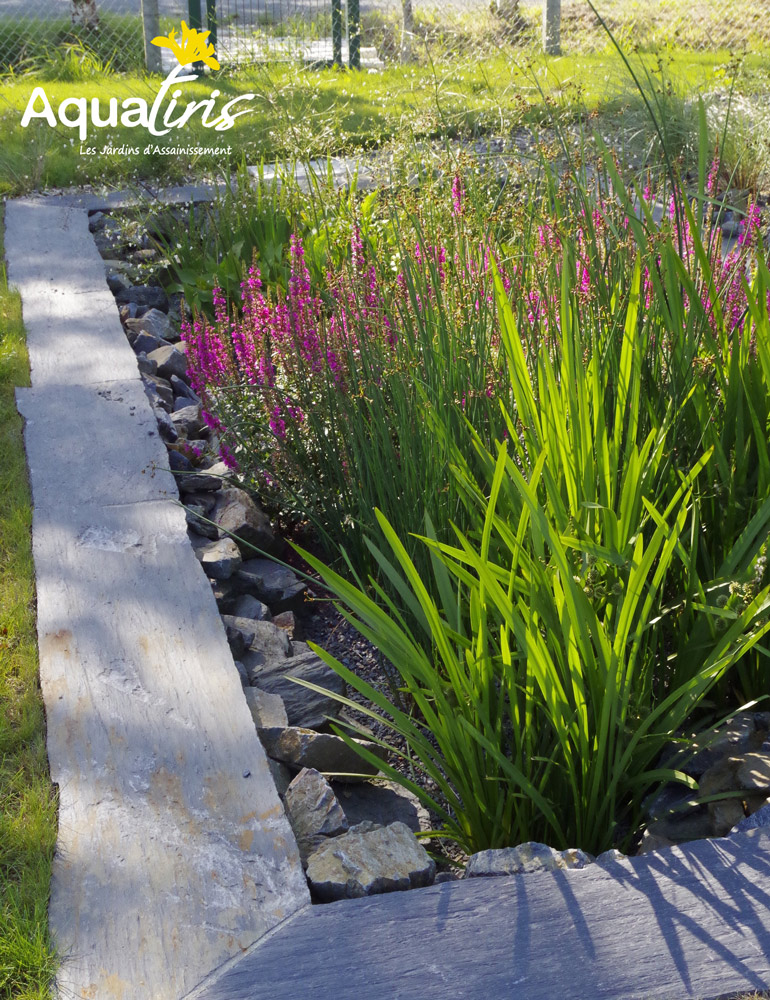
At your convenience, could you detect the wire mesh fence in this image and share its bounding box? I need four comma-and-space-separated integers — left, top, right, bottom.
0, 0, 765, 75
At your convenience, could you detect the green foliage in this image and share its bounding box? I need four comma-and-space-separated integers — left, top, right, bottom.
153, 161, 295, 318
0, 15, 144, 77
293, 249, 770, 857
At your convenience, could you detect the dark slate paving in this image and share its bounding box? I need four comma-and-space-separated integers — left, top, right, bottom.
191, 830, 770, 1000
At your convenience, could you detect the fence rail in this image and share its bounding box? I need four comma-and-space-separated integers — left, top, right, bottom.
0, 1, 765, 76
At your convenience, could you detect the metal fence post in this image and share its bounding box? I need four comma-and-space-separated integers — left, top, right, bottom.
332, 0, 343, 66
206, 0, 217, 57
348, 0, 361, 69
543, 0, 561, 55
141, 0, 162, 73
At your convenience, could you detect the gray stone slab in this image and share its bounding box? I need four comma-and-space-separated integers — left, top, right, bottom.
4, 199, 140, 387
192, 830, 770, 1000
34, 499, 309, 999
16, 380, 178, 511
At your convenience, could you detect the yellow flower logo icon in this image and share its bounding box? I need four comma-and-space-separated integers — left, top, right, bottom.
151, 21, 220, 70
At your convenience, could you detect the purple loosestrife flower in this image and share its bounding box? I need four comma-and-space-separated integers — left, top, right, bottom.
269, 404, 287, 442
452, 174, 464, 217
219, 443, 239, 471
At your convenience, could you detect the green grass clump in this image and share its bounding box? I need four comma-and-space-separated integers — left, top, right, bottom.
0, 209, 56, 999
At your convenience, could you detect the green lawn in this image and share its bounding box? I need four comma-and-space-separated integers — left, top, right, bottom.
0, 47, 763, 196
0, 209, 56, 1000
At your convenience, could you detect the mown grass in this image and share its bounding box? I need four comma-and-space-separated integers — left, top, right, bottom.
0, 47, 762, 197
0, 208, 56, 999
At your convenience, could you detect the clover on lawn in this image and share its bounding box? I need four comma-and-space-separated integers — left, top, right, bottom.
151, 21, 220, 71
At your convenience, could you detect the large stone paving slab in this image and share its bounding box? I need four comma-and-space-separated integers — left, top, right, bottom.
16, 380, 176, 511
5, 198, 139, 387
193, 830, 770, 1000
31, 498, 309, 999
7, 197, 310, 1000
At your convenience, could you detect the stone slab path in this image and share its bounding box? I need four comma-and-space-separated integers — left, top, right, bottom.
6, 197, 309, 1000
5, 187, 770, 1000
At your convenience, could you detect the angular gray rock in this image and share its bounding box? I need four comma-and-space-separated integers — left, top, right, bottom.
115, 283, 169, 311
305, 821, 436, 901
465, 843, 594, 878
731, 800, 770, 834
241, 621, 292, 678
171, 374, 199, 400
148, 344, 188, 382
331, 779, 431, 834
244, 686, 289, 729
284, 767, 349, 864
268, 758, 294, 798
149, 400, 178, 443
189, 534, 242, 580
248, 648, 345, 728
185, 504, 219, 540
258, 726, 385, 780
135, 351, 157, 376
236, 558, 305, 611
662, 712, 770, 778
177, 471, 223, 493
211, 490, 277, 558
142, 374, 173, 410
132, 331, 170, 356
124, 307, 175, 343
232, 594, 271, 621
221, 614, 261, 651
171, 404, 205, 439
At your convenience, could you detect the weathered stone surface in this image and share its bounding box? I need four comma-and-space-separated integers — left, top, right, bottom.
132, 330, 171, 356
272, 610, 298, 638
232, 593, 272, 621
149, 400, 178, 443
249, 649, 346, 728
236, 558, 306, 611
115, 283, 169, 312
212, 490, 277, 557
16, 381, 177, 510
306, 821, 435, 901
643, 784, 711, 843
190, 534, 242, 580
124, 307, 175, 343
221, 614, 261, 651
465, 843, 594, 878
185, 504, 219, 539
737, 752, 770, 790
268, 758, 294, 798
171, 374, 198, 400
148, 344, 188, 382
731, 800, 770, 834
199, 828, 770, 1000
698, 756, 767, 836
142, 373, 173, 409
244, 686, 289, 729
224, 623, 247, 659
285, 767, 349, 864
135, 351, 157, 376
636, 830, 676, 855
171, 403, 204, 438
5, 202, 140, 388
242, 621, 292, 677
662, 712, 770, 777
258, 727, 384, 780
332, 778, 431, 834
177, 471, 223, 493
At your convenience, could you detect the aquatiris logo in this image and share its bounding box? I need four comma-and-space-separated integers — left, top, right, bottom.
150, 20, 220, 72
20, 22, 254, 142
